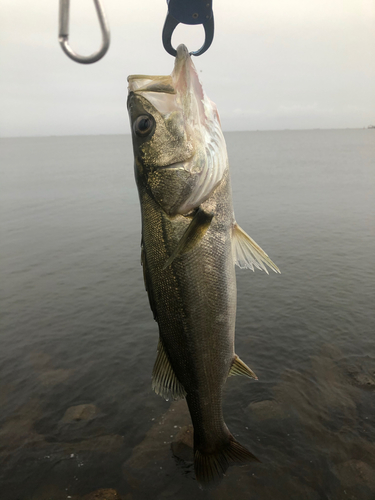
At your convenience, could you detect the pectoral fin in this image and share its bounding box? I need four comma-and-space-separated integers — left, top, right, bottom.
229, 354, 258, 380
163, 208, 214, 270
152, 339, 187, 400
141, 243, 158, 321
232, 223, 280, 274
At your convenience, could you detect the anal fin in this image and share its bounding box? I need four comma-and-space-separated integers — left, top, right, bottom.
152, 339, 187, 400
229, 354, 258, 380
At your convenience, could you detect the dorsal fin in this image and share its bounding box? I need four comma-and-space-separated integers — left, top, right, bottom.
229, 354, 258, 380
163, 208, 213, 270
232, 223, 280, 274
152, 339, 186, 401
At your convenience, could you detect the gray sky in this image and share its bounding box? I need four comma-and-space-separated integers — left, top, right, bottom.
1, 0, 374, 136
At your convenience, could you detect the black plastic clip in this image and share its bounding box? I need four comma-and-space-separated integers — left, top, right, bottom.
162, 0, 214, 57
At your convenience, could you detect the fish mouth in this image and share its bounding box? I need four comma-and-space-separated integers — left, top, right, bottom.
127, 44, 205, 120
155, 157, 194, 171
127, 44, 197, 94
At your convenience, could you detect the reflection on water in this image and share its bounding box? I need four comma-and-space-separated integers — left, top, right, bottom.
0, 132, 374, 499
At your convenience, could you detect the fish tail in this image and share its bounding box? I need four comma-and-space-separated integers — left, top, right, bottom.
194, 434, 259, 489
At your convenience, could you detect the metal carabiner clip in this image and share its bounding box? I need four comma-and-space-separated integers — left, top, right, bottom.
162, 0, 214, 57
59, 0, 110, 64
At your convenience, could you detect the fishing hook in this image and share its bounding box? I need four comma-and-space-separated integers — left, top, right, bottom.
162, 0, 214, 57
58, 0, 110, 64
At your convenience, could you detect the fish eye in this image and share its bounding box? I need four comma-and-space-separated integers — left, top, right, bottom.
134, 115, 154, 137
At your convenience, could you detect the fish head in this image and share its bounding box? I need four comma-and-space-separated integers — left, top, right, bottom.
127, 44, 227, 216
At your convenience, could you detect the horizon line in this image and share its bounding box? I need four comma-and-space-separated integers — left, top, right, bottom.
0, 127, 370, 139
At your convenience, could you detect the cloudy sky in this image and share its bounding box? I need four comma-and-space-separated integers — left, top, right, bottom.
1, 0, 374, 136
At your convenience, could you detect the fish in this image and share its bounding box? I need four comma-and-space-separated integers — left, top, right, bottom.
127, 44, 280, 488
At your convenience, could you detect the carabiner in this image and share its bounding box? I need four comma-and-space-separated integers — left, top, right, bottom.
59, 0, 110, 64
162, 0, 214, 57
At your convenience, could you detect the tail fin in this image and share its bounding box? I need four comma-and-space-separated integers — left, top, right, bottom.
194, 435, 259, 489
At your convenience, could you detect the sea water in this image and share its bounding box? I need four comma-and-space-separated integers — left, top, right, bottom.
1, 130, 374, 499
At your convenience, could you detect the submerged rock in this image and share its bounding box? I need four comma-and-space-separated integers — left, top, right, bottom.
62, 404, 99, 423
38, 368, 74, 387
347, 367, 375, 389
0, 398, 45, 451
30, 351, 75, 387
333, 460, 375, 490
122, 399, 192, 494
246, 399, 286, 421
171, 425, 194, 462
62, 434, 124, 454
80, 488, 125, 500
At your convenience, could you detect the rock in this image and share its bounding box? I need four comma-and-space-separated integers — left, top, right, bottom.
38, 368, 75, 387
0, 398, 45, 451
212, 464, 320, 500
156, 481, 185, 499
30, 483, 69, 500
61, 404, 99, 423
246, 399, 286, 421
63, 434, 124, 454
80, 488, 123, 500
30, 351, 74, 387
333, 460, 375, 490
122, 399, 192, 493
124, 399, 190, 470
171, 425, 194, 462
348, 370, 375, 389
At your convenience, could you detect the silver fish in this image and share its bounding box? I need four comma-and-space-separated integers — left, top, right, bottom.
127, 44, 280, 487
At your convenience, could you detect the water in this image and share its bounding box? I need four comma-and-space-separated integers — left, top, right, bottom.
1, 130, 374, 500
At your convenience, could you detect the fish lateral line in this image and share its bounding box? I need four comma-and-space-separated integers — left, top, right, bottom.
162, 207, 214, 270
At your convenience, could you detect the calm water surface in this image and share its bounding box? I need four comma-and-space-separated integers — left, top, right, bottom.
1, 130, 374, 500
